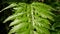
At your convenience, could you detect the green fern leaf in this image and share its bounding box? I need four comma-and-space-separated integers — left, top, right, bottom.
4, 2, 54, 34
0, 3, 17, 12
3, 12, 25, 23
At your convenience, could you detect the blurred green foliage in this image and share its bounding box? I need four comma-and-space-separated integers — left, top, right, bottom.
0, 0, 60, 34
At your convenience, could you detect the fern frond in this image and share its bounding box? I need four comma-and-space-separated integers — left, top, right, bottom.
3, 12, 25, 23
0, 3, 17, 12
4, 2, 54, 34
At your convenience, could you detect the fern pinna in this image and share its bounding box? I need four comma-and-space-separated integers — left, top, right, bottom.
3, 1, 54, 34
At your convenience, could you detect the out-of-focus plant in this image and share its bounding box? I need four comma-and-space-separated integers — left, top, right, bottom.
1, 0, 55, 34
51, 15, 60, 34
